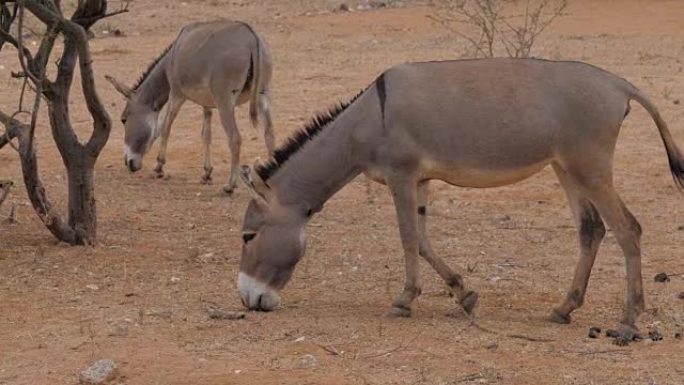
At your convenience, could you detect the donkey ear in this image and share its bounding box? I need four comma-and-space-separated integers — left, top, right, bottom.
240, 165, 269, 209
251, 157, 270, 192
105, 75, 133, 99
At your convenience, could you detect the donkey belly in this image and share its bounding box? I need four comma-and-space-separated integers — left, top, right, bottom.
420, 157, 551, 188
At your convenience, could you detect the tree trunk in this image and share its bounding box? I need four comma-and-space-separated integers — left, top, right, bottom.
67, 154, 97, 245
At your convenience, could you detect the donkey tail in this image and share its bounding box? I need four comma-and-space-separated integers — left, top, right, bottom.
238, 21, 261, 128
630, 88, 684, 189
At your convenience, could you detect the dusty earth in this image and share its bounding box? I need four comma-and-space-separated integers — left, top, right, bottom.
2, 0, 684, 384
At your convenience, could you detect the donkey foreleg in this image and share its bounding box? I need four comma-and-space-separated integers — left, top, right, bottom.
417, 181, 478, 314
387, 176, 422, 317
154, 94, 185, 178
200, 107, 214, 185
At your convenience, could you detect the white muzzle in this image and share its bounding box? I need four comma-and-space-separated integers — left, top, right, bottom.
238, 272, 281, 311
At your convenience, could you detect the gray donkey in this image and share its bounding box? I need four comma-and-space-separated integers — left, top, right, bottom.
237, 58, 684, 341
107, 19, 274, 193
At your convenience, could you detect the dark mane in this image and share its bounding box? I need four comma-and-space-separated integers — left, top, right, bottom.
256, 89, 365, 181
133, 43, 174, 90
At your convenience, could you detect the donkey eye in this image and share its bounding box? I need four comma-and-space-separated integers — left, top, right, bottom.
242, 233, 256, 244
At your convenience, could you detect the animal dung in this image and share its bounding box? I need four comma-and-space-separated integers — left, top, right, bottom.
654, 272, 670, 282
648, 330, 663, 341
588, 326, 602, 338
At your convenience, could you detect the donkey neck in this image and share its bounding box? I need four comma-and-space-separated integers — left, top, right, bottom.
135, 53, 171, 108
268, 115, 363, 214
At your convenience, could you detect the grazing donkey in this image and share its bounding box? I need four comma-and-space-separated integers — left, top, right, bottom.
237, 58, 684, 339
107, 19, 274, 193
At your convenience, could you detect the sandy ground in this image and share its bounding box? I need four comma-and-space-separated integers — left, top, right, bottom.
2, 0, 684, 384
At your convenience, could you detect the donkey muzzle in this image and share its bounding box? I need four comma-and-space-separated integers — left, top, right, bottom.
123, 145, 142, 172
238, 272, 281, 311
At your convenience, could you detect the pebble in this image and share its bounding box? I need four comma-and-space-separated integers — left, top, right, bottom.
86, 284, 99, 291
79, 359, 117, 384
294, 354, 317, 369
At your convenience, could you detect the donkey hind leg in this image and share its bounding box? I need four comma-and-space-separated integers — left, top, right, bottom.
200, 107, 213, 185
216, 99, 241, 195
562, 166, 644, 338
154, 93, 185, 178
387, 176, 422, 317
549, 163, 606, 324
259, 92, 275, 155
417, 181, 478, 314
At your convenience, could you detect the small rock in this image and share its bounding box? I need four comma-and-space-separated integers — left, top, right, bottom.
485, 341, 498, 351
648, 330, 663, 341
677, 224, 684, 230
654, 272, 670, 283
170, 276, 181, 283
674, 99, 680, 105
79, 359, 117, 384
294, 354, 317, 369
86, 284, 99, 291
674, 332, 682, 340
339, 3, 349, 11
677, 292, 684, 300
294, 336, 306, 342
588, 326, 601, 338
108, 322, 128, 337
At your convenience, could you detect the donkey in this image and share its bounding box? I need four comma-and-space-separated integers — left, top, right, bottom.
236, 58, 684, 339
106, 19, 274, 194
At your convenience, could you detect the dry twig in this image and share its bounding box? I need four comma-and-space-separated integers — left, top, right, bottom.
469, 316, 556, 342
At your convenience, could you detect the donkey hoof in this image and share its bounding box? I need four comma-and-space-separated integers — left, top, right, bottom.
548, 309, 571, 324
153, 170, 165, 179
200, 175, 213, 185
388, 305, 412, 318
222, 185, 236, 195
460, 291, 479, 314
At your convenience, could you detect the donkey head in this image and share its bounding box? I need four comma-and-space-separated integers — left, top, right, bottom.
237, 164, 309, 311
105, 75, 164, 172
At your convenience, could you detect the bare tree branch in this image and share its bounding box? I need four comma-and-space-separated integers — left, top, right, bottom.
0, 109, 77, 242
0, 180, 13, 211
0, 0, 122, 245
0, 110, 25, 150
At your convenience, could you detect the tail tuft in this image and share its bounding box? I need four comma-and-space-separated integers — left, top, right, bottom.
666, 144, 684, 190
